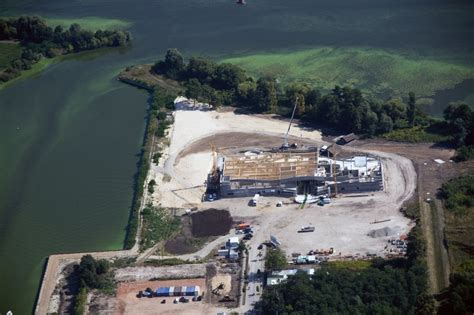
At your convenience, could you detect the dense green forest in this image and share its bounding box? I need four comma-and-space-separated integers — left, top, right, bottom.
437, 175, 474, 314
152, 49, 473, 158
438, 260, 474, 315
0, 16, 131, 82
73, 255, 113, 314
440, 174, 474, 216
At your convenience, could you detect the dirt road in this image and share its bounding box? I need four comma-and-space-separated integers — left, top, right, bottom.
356, 141, 454, 294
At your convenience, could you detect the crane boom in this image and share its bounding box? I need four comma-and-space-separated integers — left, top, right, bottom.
283, 97, 298, 148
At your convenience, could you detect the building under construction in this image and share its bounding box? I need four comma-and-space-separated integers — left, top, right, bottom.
206, 148, 384, 198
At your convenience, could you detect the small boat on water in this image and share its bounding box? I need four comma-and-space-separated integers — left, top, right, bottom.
236, 0, 246, 4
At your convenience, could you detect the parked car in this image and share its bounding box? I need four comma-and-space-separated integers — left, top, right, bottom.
257, 244, 263, 250
161, 299, 166, 304
137, 291, 143, 298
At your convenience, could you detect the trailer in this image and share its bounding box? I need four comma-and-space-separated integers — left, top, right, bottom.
236, 223, 251, 230
298, 226, 315, 233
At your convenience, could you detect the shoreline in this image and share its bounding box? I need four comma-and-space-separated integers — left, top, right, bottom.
34, 66, 177, 314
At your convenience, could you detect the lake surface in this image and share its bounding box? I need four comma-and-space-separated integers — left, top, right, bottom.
0, 0, 472, 313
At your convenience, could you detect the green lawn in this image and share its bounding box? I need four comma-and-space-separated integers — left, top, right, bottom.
381, 125, 452, 143
0, 42, 22, 69
327, 260, 373, 270
222, 47, 474, 97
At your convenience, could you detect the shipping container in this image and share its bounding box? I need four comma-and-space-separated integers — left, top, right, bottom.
173, 286, 182, 296
185, 285, 200, 296
236, 223, 250, 230
156, 287, 170, 297
218, 249, 229, 257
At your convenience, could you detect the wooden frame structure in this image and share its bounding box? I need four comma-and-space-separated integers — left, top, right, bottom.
223, 152, 318, 181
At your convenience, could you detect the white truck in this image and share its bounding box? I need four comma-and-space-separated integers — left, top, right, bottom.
251, 194, 260, 206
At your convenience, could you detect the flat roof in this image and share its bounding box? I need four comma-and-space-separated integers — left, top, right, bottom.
229, 237, 239, 243
223, 151, 318, 181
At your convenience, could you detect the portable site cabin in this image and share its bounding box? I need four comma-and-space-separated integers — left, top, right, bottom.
218, 249, 229, 257
185, 285, 200, 296
226, 237, 239, 249
296, 256, 307, 264
229, 249, 239, 261
306, 255, 317, 263
156, 287, 171, 297
173, 286, 185, 296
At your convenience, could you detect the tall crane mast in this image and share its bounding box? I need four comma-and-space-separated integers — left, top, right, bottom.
282, 96, 298, 149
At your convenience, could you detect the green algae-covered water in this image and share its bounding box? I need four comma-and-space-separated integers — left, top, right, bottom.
0, 0, 473, 313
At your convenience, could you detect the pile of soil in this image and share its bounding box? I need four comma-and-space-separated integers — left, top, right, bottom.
164, 209, 232, 255
164, 236, 202, 255
191, 209, 232, 237
368, 226, 397, 238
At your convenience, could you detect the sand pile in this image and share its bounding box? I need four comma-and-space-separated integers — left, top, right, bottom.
368, 226, 397, 238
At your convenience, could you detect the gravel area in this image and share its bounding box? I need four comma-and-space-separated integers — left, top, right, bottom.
114, 264, 207, 282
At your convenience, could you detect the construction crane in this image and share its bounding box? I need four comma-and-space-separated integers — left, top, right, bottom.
210, 143, 218, 183
282, 96, 298, 150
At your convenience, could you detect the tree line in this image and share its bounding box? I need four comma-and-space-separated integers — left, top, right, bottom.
258, 225, 435, 314
73, 255, 113, 314
437, 174, 474, 314
152, 49, 473, 146
123, 85, 175, 250
0, 16, 131, 82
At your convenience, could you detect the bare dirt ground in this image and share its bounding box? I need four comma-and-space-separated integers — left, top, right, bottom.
94, 262, 241, 315
147, 148, 416, 263
165, 209, 233, 254
191, 209, 233, 237
116, 278, 213, 315
211, 274, 232, 295
150, 97, 323, 209
114, 264, 207, 282
354, 140, 472, 294
144, 97, 419, 261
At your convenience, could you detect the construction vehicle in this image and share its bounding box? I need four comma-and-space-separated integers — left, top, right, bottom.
298, 226, 315, 233
280, 97, 298, 150
236, 223, 251, 230
219, 295, 236, 302
212, 283, 225, 296
250, 193, 259, 206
